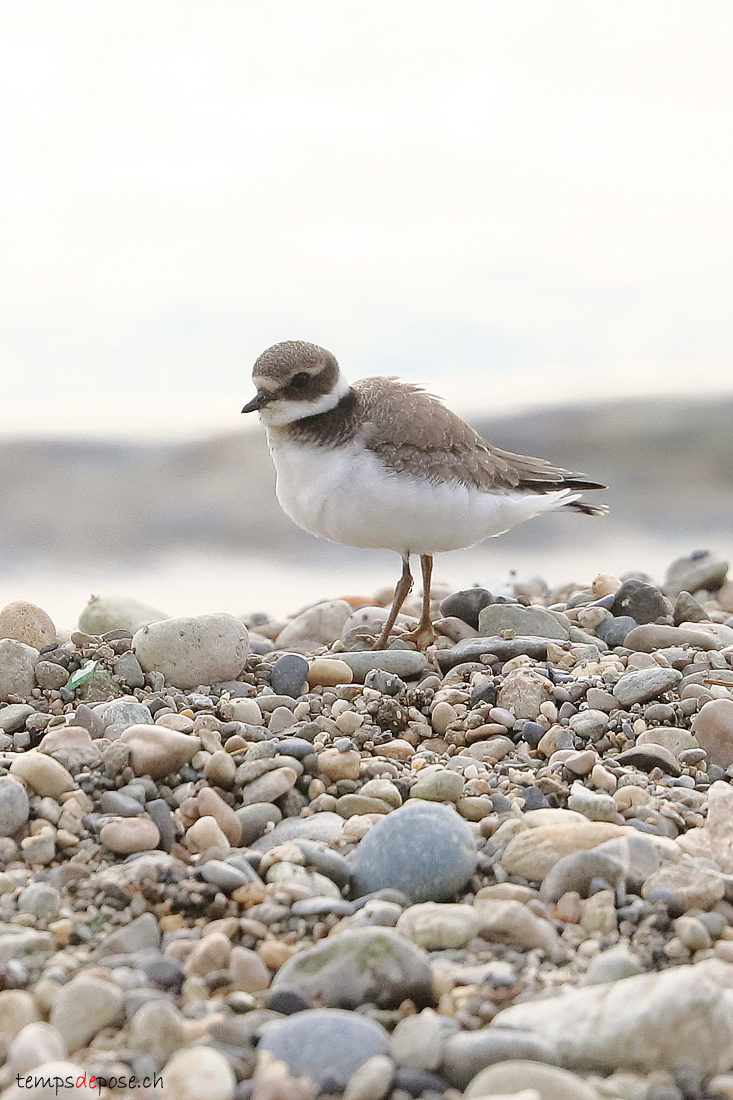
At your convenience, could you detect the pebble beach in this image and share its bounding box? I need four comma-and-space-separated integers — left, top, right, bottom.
2, 550, 733, 1100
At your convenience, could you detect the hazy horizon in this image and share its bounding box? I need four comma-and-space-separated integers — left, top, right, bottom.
2, 1, 732, 439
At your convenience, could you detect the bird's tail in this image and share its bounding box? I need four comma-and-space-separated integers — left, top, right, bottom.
564, 500, 609, 516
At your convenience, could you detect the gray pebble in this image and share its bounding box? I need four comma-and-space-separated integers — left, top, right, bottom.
611, 579, 669, 624
271, 653, 309, 698
0, 703, 34, 733
338, 650, 428, 682
441, 1029, 559, 1089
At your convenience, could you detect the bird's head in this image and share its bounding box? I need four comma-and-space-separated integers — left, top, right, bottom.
242, 340, 349, 426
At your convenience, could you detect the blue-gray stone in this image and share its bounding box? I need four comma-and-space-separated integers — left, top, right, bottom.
364, 668, 405, 696
271, 653, 309, 698
259, 1008, 390, 1089
271, 928, 433, 1010
596, 616, 636, 647
351, 801, 477, 903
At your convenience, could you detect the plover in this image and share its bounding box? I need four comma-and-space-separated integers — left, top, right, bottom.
242, 340, 607, 649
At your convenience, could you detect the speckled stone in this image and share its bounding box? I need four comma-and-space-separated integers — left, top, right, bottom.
271, 928, 433, 1009
0, 776, 30, 837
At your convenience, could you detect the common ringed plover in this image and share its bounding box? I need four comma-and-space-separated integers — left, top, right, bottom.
242, 340, 607, 649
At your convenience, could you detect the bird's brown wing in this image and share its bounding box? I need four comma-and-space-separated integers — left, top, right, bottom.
354, 377, 605, 494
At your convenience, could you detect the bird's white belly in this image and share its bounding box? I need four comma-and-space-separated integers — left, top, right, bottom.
267, 434, 571, 555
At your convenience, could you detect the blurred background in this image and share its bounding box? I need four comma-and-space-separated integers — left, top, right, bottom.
1, 0, 732, 627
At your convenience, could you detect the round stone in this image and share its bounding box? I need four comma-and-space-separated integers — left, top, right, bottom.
160, 1047, 236, 1100
0, 991, 40, 1040
6, 1021, 66, 1076
185, 815, 229, 853
18, 882, 60, 918
396, 902, 479, 949
270, 653, 309, 697
9, 752, 76, 798
318, 747, 361, 782
128, 999, 186, 1068
49, 976, 123, 1052
439, 588, 493, 630
0, 777, 30, 837
259, 1008, 390, 1090
352, 801, 477, 903
236, 802, 283, 846
100, 816, 160, 854
0, 601, 56, 650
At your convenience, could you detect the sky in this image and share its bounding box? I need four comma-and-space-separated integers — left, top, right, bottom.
2, 0, 733, 439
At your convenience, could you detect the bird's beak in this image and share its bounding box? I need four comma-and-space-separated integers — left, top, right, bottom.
241, 391, 270, 414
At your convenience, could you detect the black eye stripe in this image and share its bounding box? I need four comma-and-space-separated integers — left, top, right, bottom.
290, 372, 310, 389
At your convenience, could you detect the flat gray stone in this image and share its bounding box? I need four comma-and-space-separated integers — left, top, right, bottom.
478, 604, 569, 640
613, 667, 682, 707
436, 637, 550, 673
96, 912, 161, 957
0, 704, 34, 733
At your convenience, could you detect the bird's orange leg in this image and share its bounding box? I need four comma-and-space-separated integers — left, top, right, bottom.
403, 554, 437, 650
375, 554, 413, 650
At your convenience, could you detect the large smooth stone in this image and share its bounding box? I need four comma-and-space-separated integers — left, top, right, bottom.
478, 604, 569, 640
252, 811, 345, 852
9, 752, 76, 798
132, 612, 249, 690
160, 1046, 235, 1099
351, 802, 477, 902
491, 958, 733, 1075
276, 600, 352, 648
0, 776, 30, 837
693, 699, 733, 767
678, 780, 733, 871
258, 1008, 390, 1089
271, 928, 433, 1009
0, 638, 39, 702
49, 975, 123, 1053
78, 593, 169, 634
338, 650, 429, 682
465, 1060, 599, 1100
500, 822, 625, 881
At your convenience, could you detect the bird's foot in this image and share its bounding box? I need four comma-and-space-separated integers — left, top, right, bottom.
401, 622, 438, 651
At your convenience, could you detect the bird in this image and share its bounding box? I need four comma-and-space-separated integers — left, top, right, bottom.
242, 340, 607, 650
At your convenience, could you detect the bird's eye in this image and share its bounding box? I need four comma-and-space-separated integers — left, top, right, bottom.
290, 372, 310, 390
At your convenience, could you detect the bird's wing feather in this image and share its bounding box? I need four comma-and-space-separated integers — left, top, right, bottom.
354, 377, 604, 494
